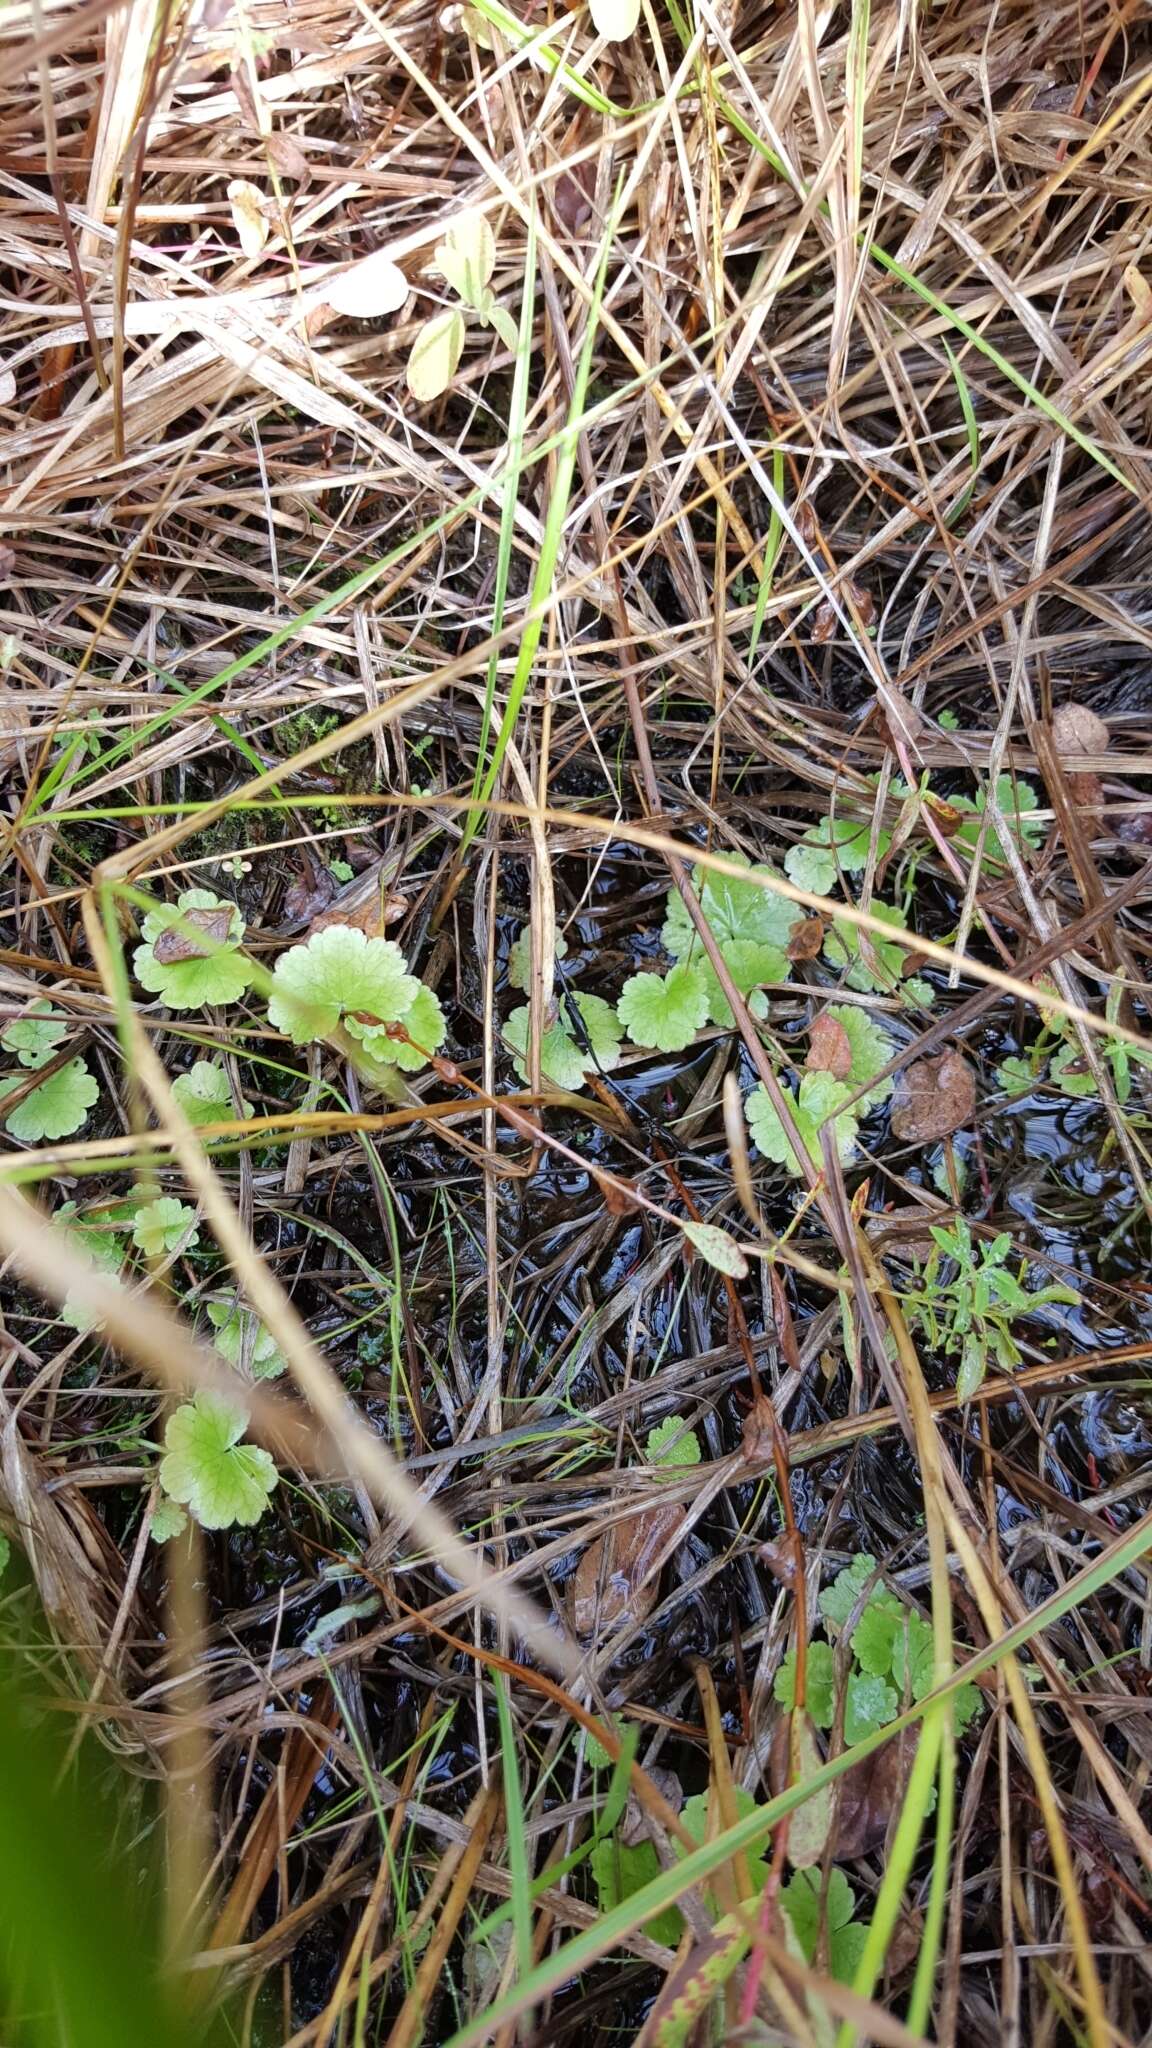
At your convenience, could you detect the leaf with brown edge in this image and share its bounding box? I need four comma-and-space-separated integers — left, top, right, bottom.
152, 907, 235, 965
890, 1050, 975, 1144
633, 1906, 755, 2047
806, 1012, 852, 1082
567, 1503, 685, 1637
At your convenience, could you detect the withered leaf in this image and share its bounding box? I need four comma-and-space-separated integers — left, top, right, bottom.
787, 916, 826, 962
806, 1012, 852, 1082
308, 859, 406, 939
824, 1724, 921, 1860
554, 159, 595, 234
266, 130, 309, 182
890, 1049, 976, 1144
568, 1503, 685, 1637
1051, 702, 1109, 810
742, 1394, 784, 1470
810, 599, 837, 645
845, 576, 875, 628
152, 907, 235, 965
283, 850, 337, 927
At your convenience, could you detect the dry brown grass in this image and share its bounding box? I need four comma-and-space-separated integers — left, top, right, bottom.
2, 0, 1152, 2041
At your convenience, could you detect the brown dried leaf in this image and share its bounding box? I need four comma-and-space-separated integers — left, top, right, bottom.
554, 158, 596, 234
890, 1050, 976, 1144
152, 907, 235, 965
806, 1012, 852, 1082
308, 860, 406, 939
619, 1766, 684, 1844
846, 576, 875, 628
754, 1532, 800, 1589
795, 501, 819, 545
810, 599, 836, 645
826, 1725, 921, 1860
786, 916, 826, 962
567, 1503, 685, 1637
266, 130, 308, 182
742, 1394, 783, 1470
283, 850, 337, 927
1051, 702, 1109, 809
1051, 703, 1110, 757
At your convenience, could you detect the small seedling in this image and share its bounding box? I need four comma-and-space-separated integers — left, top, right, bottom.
172, 1061, 250, 1125
785, 815, 892, 897
645, 1416, 702, 1467
134, 889, 253, 1010
950, 774, 1042, 868
148, 1499, 189, 1543
130, 1196, 200, 1259
745, 1073, 859, 1179
207, 1298, 287, 1380
776, 1553, 982, 1736
617, 961, 710, 1053
54, 1201, 126, 1331
407, 212, 518, 403
904, 1218, 1079, 1399
267, 925, 445, 1072
158, 1389, 279, 1530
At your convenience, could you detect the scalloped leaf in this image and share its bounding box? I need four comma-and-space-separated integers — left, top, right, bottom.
507, 926, 569, 993
504, 991, 622, 1090
745, 1071, 859, 1177
818, 1004, 895, 1110
159, 1390, 279, 1530
206, 1298, 287, 1381
2, 1002, 67, 1070
131, 1196, 199, 1258
785, 814, 890, 896
149, 1498, 189, 1542
645, 1416, 702, 1467
134, 890, 252, 1010
617, 962, 708, 1052
823, 899, 911, 994
267, 925, 420, 1045
4, 1058, 98, 1142
347, 983, 446, 1072
172, 1061, 250, 1125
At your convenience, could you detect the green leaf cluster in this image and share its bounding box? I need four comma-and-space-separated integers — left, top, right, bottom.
644, 1416, 702, 1467
206, 1298, 287, 1380
951, 775, 1042, 868
267, 926, 446, 1072
3, 1058, 98, 1142
774, 1554, 982, 1737
172, 1061, 251, 1125
904, 1218, 1079, 1399
660, 853, 800, 1029
785, 814, 892, 897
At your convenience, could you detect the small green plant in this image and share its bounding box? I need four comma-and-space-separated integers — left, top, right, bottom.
158, 1389, 279, 1530
785, 815, 892, 896
206, 1298, 287, 1380
998, 984, 1152, 1106
616, 961, 710, 1053
823, 898, 925, 999
644, 1416, 702, 1467
589, 1782, 868, 1985
406, 212, 518, 403
504, 991, 622, 1089
131, 1196, 200, 1258
267, 925, 446, 1072
134, 889, 254, 1010
172, 1061, 250, 1125
743, 1005, 894, 1178
2, 1002, 67, 1068
903, 1218, 1080, 1400
54, 1201, 126, 1331
148, 1498, 189, 1542
507, 927, 569, 992
776, 1553, 982, 1737
950, 774, 1042, 868
3, 1058, 98, 1141
660, 854, 801, 1029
